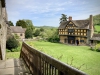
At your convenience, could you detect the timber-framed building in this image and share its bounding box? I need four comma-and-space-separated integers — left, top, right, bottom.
58, 15, 94, 45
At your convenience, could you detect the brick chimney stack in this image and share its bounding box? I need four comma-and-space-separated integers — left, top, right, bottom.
69, 16, 72, 21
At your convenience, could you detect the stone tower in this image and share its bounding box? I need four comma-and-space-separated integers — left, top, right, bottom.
0, 0, 8, 60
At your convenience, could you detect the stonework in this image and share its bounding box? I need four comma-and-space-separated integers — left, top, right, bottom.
0, 0, 8, 60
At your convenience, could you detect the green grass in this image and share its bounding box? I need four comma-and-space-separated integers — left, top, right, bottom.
26, 41, 100, 75
6, 42, 22, 59
95, 25, 100, 32
6, 52, 20, 59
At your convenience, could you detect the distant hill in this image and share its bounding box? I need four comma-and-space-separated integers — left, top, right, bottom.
34, 26, 58, 29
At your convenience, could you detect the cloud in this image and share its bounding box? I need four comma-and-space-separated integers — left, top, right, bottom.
6, 0, 100, 26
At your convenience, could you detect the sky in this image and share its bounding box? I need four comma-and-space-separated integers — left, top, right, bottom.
6, 0, 100, 27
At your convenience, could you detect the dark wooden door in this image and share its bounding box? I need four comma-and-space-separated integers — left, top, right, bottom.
68, 36, 75, 44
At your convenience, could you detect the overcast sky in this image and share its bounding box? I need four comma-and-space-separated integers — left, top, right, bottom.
6, 0, 100, 27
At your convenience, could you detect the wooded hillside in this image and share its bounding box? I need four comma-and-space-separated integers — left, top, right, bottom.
93, 14, 100, 25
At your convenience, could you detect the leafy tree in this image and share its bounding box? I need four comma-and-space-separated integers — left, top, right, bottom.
40, 28, 44, 32
23, 19, 33, 26
47, 29, 59, 43
23, 19, 35, 30
60, 14, 67, 23
25, 28, 33, 38
16, 20, 27, 28
6, 37, 19, 52
8, 21, 14, 26
34, 29, 40, 37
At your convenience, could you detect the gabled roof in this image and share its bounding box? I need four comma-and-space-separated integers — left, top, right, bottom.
58, 20, 90, 29
72, 20, 89, 29
58, 21, 69, 29
10, 26, 26, 33
90, 34, 100, 41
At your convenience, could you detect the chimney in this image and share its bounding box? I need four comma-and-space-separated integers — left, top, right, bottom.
89, 15, 94, 38
89, 15, 93, 29
69, 16, 72, 21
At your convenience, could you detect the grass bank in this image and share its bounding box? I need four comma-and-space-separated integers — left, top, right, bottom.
26, 41, 100, 75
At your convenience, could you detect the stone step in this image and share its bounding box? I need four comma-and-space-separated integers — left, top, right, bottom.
0, 58, 31, 75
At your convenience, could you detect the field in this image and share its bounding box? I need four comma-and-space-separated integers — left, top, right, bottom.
26, 41, 100, 75
95, 25, 100, 32
6, 41, 100, 75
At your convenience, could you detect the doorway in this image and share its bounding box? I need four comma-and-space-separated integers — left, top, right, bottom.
68, 36, 75, 44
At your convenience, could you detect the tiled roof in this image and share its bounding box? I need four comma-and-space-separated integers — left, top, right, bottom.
90, 34, 100, 41
10, 26, 26, 33
58, 21, 69, 29
58, 20, 90, 29
72, 20, 89, 29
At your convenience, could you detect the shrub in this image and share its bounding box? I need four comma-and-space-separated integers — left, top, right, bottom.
98, 31, 100, 33
90, 46, 95, 50
96, 47, 100, 52
6, 37, 19, 52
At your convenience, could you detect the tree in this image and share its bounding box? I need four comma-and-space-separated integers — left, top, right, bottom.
47, 29, 59, 43
16, 20, 27, 28
34, 29, 40, 37
8, 21, 14, 26
40, 28, 44, 32
60, 14, 67, 23
25, 28, 33, 38
6, 37, 19, 52
23, 19, 35, 30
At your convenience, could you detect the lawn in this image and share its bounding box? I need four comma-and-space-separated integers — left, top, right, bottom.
95, 25, 100, 32
6, 52, 20, 59
26, 41, 100, 75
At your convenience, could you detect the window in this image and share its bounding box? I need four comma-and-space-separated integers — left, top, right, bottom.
20, 34, 23, 36
80, 40, 84, 42
78, 30, 80, 32
84, 30, 86, 32
61, 32, 62, 34
68, 29, 75, 33
75, 33, 77, 35
84, 33, 86, 36
81, 33, 83, 35
69, 24, 73, 26
78, 33, 80, 35
81, 30, 83, 32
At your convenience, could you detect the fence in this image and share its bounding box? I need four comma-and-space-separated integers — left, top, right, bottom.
20, 42, 87, 75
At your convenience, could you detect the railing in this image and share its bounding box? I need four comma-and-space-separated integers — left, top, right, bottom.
20, 42, 87, 75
